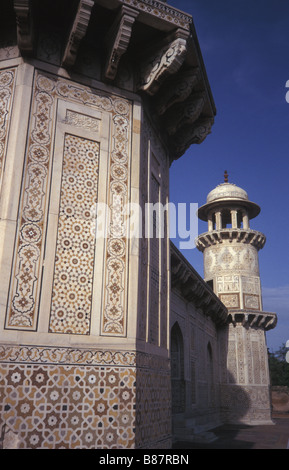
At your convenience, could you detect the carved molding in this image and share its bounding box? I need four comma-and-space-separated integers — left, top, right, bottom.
104, 6, 139, 81
155, 67, 201, 116
13, 0, 34, 55
164, 91, 205, 136
118, 0, 192, 31
138, 31, 189, 96
62, 0, 94, 67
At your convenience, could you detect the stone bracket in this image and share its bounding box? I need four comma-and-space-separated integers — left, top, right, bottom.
13, 0, 34, 55
62, 0, 94, 67
155, 67, 201, 116
104, 5, 139, 81
164, 91, 205, 136
170, 116, 214, 161
138, 29, 189, 96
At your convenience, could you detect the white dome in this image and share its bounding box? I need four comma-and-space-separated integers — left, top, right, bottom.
207, 183, 249, 203
198, 181, 261, 222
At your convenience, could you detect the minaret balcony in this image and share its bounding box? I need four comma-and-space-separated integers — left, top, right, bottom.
227, 310, 277, 331
195, 228, 266, 252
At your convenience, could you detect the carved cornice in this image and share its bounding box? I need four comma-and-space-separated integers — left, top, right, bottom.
228, 310, 277, 331
4, 0, 216, 162
170, 242, 228, 325
196, 229, 266, 252
107, 0, 193, 31
104, 5, 139, 81
13, 0, 34, 55
62, 0, 94, 67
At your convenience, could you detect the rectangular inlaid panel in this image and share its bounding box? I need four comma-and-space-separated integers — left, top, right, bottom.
252, 341, 261, 384
0, 68, 16, 190
219, 293, 240, 309
149, 172, 160, 345
243, 293, 260, 310
5, 71, 132, 334
48, 134, 99, 334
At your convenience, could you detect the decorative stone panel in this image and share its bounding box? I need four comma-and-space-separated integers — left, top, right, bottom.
5, 71, 132, 337
219, 293, 240, 309
0, 68, 16, 191
48, 134, 100, 335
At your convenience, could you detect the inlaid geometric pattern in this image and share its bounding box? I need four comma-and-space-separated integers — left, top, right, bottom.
49, 134, 99, 335
0, 345, 171, 449
135, 367, 171, 448
0, 68, 16, 190
0, 362, 136, 449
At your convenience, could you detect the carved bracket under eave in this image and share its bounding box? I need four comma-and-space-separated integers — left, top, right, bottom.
155, 67, 201, 116
13, 0, 34, 56
104, 5, 139, 81
62, 0, 94, 68
163, 91, 205, 136
137, 29, 189, 96
169, 116, 214, 161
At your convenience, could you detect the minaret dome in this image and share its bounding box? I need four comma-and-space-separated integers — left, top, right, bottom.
198, 173, 261, 232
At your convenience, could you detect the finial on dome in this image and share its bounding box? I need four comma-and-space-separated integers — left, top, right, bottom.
224, 170, 229, 183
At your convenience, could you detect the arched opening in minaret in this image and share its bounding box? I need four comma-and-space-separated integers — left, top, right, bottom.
171, 322, 185, 413
212, 213, 216, 230
221, 209, 232, 228
237, 210, 243, 228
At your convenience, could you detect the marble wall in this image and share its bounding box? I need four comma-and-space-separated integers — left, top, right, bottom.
0, 60, 171, 448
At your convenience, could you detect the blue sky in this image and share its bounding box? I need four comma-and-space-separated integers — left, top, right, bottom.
168, 0, 289, 351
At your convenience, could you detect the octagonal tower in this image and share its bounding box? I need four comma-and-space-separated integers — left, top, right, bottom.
0, 0, 216, 449
196, 173, 277, 425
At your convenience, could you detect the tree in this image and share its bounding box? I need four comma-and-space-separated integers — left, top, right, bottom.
268, 344, 289, 386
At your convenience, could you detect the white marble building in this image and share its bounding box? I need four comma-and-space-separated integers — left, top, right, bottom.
0, 0, 276, 448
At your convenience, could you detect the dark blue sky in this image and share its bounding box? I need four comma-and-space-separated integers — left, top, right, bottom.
168, 0, 289, 350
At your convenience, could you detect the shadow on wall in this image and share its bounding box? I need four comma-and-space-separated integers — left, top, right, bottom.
171, 322, 256, 449
216, 324, 252, 425
220, 370, 252, 424
170, 321, 253, 427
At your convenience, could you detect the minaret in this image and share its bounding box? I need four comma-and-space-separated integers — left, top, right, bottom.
196, 173, 277, 425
